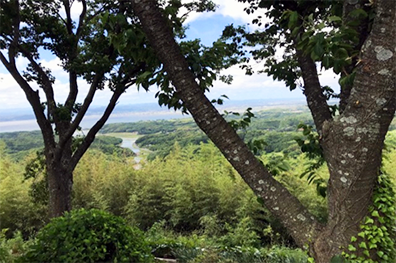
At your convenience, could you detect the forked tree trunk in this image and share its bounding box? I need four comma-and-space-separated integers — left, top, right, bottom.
131, 0, 395, 262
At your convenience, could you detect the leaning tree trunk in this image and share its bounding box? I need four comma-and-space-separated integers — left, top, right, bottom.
131, 0, 395, 261
131, 0, 320, 250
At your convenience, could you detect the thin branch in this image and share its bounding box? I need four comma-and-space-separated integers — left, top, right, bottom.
18, 45, 59, 124
76, 0, 87, 37
58, 74, 103, 150
63, 0, 73, 34
56, 10, 68, 27
69, 86, 127, 172
296, 49, 332, 132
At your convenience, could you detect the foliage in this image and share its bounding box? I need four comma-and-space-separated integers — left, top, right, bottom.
0, 230, 33, 263
0, 131, 134, 160
0, 127, 330, 244
0, 131, 43, 158
342, 173, 396, 262
111, 108, 312, 159
1, 117, 396, 262
21, 208, 153, 263
72, 150, 136, 216
295, 123, 327, 197
0, 232, 8, 263
136, 129, 208, 160
0, 150, 47, 238
145, 221, 308, 263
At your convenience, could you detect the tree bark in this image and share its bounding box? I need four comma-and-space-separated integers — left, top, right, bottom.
43, 121, 73, 218
47, 159, 73, 218
130, 0, 395, 262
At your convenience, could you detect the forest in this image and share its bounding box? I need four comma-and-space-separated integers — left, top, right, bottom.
1, 108, 396, 262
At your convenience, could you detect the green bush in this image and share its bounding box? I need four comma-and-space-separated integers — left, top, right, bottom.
0, 230, 33, 263
21, 208, 153, 263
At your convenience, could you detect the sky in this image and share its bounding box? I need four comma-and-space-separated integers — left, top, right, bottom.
0, 0, 339, 112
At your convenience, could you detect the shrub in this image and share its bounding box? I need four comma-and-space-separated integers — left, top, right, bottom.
21, 208, 153, 263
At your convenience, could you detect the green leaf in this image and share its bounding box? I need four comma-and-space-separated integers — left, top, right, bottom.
358, 242, 367, 249
288, 11, 299, 29
334, 48, 349, 60
328, 16, 342, 23
371, 210, 380, 217
348, 244, 356, 252
313, 41, 324, 60
364, 217, 374, 224
368, 243, 377, 249
330, 254, 345, 263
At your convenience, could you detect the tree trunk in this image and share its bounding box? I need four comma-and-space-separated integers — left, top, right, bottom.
131, 0, 320, 249
312, 1, 396, 260
46, 127, 74, 218
47, 161, 73, 218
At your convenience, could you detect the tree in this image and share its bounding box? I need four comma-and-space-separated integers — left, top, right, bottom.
0, 0, 234, 218
0, 0, 162, 217
130, 0, 395, 262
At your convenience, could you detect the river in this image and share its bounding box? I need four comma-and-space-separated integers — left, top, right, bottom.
118, 137, 143, 163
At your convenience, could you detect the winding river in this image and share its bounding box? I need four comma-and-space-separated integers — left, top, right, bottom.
118, 137, 142, 163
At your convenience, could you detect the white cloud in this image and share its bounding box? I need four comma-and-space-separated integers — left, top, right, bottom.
183, 0, 250, 24
207, 59, 305, 102
184, 0, 270, 30
212, 0, 254, 24
0, 73, 28, 108
40, 57, 69, 79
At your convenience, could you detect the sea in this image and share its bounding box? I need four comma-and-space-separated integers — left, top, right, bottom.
0, 99, 307, 133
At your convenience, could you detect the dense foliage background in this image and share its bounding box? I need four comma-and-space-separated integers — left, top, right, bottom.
1, 108, 396, 262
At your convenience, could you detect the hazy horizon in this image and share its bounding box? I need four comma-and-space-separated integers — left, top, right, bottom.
0, 98, 307, 133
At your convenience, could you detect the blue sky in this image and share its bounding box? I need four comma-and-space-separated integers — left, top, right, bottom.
0, 0, 339, 111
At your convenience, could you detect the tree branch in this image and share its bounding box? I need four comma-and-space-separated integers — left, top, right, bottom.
295, 49, 333, 132
18, 45, 59, 125
62, 0, 73, 34
339, 0, 373, 113
69, 86, 126, 172
0, 51, 55, 149
8, 0, 21, 66
58, 74, 103, 150
76, 0, 87, 37
130, 0, 322, 247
